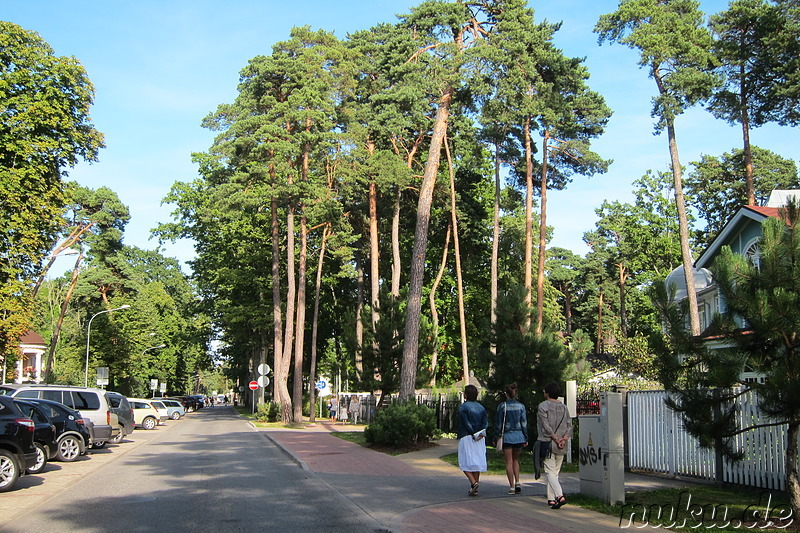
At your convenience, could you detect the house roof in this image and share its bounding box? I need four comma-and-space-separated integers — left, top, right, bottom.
20, 330, 45, 346
695, 205, 782, 269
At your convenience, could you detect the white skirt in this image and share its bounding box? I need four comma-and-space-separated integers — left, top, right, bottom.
458, 435, 487, 472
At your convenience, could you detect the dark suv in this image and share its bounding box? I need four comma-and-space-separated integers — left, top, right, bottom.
0, 395, 37, 492
106, 392, 134, 442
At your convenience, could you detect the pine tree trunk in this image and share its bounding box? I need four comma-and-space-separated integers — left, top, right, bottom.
656, 71, 700, 336
292, 213, 308, 422
429, 224, 451, 387
786, 421, 800, 521
524, 116, 534, 327
308, 225, 329, 423
355, 252, 364, 380
618, 263, 628, 337
596, 290, 604, 354
491, 143, 500, 360
740, 59, 755, 206
445, 135, 469, 383
271, 196, 287, 413
399, 86, 453, 400
280, 202, 296, 423
368, 178, 381, 363
535, 130, 550, 335
391, 187, 402, 300
43, 250, 83, 382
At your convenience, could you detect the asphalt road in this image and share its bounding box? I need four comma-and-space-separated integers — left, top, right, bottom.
1, 406, 383, 533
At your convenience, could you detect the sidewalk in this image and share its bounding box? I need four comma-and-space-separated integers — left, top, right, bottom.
258, 420, 697, 533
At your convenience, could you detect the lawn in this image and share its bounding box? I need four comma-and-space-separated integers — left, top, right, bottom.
570, 485, 794, 532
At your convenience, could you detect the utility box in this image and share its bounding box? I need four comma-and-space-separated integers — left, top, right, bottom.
578, 391, 625, 505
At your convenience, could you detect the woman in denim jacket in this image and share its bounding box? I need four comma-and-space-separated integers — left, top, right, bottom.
458, 384, 488, 496
496, 383, 528, 494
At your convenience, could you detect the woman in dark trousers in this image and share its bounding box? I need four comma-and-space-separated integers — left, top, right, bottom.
457, 384, 488, 496
496, 383, 528, 494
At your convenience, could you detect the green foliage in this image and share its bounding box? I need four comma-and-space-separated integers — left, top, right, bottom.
686, 146, 799, 244
482, 284, 579, 414
364, 402, 437, 448
0, 21, 104, 360
652, 203, 800, 464
256, 401, 280, 423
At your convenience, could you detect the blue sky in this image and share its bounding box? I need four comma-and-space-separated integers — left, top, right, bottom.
3, 0, 799, 274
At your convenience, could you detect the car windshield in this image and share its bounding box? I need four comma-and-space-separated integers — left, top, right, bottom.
0, 386, 12, 396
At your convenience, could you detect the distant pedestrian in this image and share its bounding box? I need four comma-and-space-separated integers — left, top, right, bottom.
328, 396, 338, 422
458, 384, 488, 496
537, 381, 572, 509
497, 383, 528, 495
348, 396, 360, 425
338, 396, 349, 424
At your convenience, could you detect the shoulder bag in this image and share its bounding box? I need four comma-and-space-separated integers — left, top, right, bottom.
496, 401, 507, 450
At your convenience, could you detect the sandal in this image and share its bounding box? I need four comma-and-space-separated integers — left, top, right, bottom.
468, 482, 479, 496
547, 500, 556, 506
551, 495, 567, 509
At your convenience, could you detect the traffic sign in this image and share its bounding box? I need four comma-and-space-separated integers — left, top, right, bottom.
257, 376, 270, 387
257, 363, 270, 375
315, 380, 326, 390
248, 381, 259, 390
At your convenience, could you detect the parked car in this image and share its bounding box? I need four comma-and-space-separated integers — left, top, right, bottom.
12, 399, 58, 474
148, 400, 170, 424
153, 398, 185, 420
0, 384, 120, 448
106, 391, 134, 442
189, 394, 205, 409
22, 399, 92, 462
128, 398, 167, 430
0, 395, 37, 492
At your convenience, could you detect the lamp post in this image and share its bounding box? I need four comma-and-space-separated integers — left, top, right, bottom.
84, 305, 130, 387
142, 344, 166, 397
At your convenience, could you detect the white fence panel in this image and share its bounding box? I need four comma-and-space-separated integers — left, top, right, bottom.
724, 389, 786, 490
627, 390, 791, 490
627, 391, 715, 480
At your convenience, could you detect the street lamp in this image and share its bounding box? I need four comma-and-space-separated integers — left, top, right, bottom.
84, 305, 131, 387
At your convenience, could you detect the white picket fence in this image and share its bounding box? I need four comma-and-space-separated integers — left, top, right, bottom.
627, 390, 788, 490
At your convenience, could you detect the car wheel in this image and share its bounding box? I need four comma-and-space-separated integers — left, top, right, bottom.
110, 426, 125, 443
0, 449, 21, 492
56, 435, 82, 462
142, 416, 156, 430
26, 443, 48, 474
91, 440, 106, 449
170, 411, 180, 420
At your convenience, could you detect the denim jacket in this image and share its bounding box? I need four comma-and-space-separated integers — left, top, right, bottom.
457, 400, 488, 439
496, 399, 528, 444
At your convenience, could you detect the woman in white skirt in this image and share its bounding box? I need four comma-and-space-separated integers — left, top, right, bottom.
457, 384, 488, 496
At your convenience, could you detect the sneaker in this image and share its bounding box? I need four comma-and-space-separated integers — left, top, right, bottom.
507, 487, 516, 495
515, 483, 521, 494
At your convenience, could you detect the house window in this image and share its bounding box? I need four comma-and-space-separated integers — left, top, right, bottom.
744, 239, 761, 270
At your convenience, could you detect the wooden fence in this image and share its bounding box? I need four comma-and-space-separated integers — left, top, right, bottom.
627, 389, 789, 490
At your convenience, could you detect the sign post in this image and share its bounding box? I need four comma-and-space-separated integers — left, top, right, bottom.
249, 381, 259, 414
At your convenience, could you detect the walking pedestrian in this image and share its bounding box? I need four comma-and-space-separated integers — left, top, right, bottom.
537, 381, 572, 509
348, 396, 360, 425
328, 396, 338, 422
497, 383, 528, 495
457, 384, 488, 496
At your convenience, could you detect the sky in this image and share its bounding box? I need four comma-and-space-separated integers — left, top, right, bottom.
3, 0, 800, 277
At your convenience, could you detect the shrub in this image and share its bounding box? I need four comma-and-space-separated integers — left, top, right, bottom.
255, 401, 280, 422
364, 402, 436, 448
